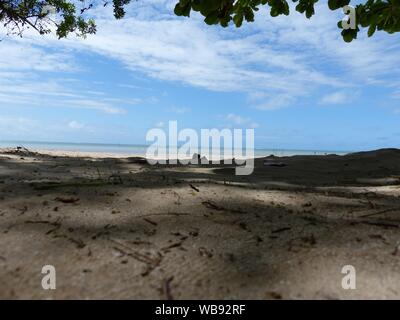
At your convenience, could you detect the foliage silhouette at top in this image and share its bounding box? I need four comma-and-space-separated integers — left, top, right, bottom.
1, 0, 399, 41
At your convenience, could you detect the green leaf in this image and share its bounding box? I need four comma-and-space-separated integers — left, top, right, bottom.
368, 23, 376, 37
233, 13, 244, 27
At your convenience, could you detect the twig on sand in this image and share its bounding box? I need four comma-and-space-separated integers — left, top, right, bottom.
143, 218, 158, 226
18, 206, 28, 215
45, 219, 62, 235
68, 237, 86, 249
202, 201, 246, 214
162, 276, 174, 300
161, 241, 186, 252
31, 180, 111, 190
189, 184, 200, 192
135, 212, 190, 218
271, 227, 291, 234
202, 201, 224, 211
359, 208, 399, 218
55, 197, 80, 204
25, 220, 52, 224
108, 238, 163, 276
25, 218, 61, 227
361, 221, 399, 229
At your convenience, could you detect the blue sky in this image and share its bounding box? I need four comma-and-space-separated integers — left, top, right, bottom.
1, 0, 400, 151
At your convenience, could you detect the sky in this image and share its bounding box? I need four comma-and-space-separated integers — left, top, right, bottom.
1, 0, 400, 151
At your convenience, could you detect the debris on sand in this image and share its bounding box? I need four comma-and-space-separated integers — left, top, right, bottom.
4, 147, 38, 157
18, 206, 28, 215
108, 174, 123, 185
161, 276, 174, 300
361, 221, 399, 229
202, 201, 224, 211
189, 184, 200, 192
202, 201, 246, 214
161, 242, 184, 252
68, 237, 86, 249
55, 197, 80, 204
271, 227, 291, 234
189, 229, 199, 237
360, 207, 399, 218
266, 291, 283, 300
263, 160, 286, 167
46, 221, 62, 235
198, 247, 213, 258
392, 244, 400, 256
108, 238, 163, 276
255, 235, 263, 245
143, 218, 158, 226
237, 221, 249, 231
301, 234, 317, 246
25, 219, 60, 227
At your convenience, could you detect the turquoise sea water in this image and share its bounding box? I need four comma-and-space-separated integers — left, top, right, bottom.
0, 141, 351, 158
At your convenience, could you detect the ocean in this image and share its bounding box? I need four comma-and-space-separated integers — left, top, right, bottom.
0, 141, 350, 158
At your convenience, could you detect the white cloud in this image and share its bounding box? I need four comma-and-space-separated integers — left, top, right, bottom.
226, 113, 248, 125
60, 2, 398, 111
0, 77, 128, 114
391, 90, 400, 99
320, 91, 349, 105
255, 94, 296, 110
0, 40, 77, 72
225, 113, 259, 128
0, 38, 136, 115
64, 99, 127, 114
1, 0, 400, 115
168, 106, 190, 114
0, 116, 37, 134
68, 121, 85, 129
57, 4, 348, 111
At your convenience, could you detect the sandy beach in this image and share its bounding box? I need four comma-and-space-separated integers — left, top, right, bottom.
0, 147, 400, 299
